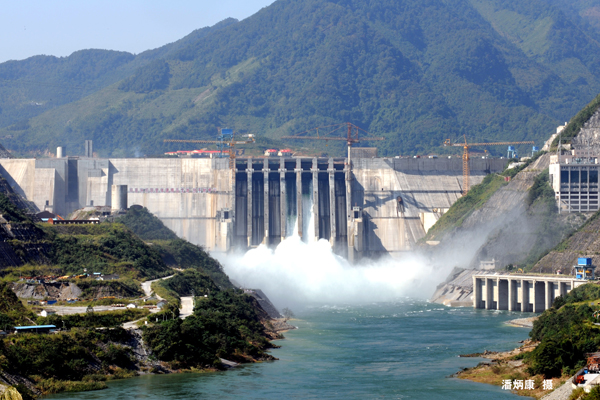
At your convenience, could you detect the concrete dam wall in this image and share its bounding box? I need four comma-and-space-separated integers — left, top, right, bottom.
0, 156, 505, 258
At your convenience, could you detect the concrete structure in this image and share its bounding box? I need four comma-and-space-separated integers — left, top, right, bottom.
111, 185, 128, 212
549, 148, 600, 213
473, 274, 587, 312
550, 147, 600, 213
84, 140, 93, 158
0, 155, 504, 257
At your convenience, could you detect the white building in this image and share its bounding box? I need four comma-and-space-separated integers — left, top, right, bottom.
40, 310, 57, 317
549, 148, 600, 213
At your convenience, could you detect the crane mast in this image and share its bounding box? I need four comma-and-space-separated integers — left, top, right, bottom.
444, 136, 535, 195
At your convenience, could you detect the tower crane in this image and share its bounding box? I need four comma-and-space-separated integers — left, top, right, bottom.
281, 122, 385, 167
444, 135, 535, 195
164, 130, 255, 169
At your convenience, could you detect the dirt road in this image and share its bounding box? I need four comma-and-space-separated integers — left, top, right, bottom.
141, 275, 174, 299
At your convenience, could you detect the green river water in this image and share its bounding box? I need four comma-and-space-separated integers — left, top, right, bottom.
47, 299, 533, 399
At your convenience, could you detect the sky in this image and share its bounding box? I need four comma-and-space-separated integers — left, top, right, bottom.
0, 0, 277, 63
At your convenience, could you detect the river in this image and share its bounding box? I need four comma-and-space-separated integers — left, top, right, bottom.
47, 300, 529, 399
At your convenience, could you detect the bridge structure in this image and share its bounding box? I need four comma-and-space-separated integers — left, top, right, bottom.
472, 273, 586, 313
0, 152, 505, 259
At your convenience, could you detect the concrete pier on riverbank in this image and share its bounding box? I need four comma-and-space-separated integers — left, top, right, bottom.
473, 274, 587, 313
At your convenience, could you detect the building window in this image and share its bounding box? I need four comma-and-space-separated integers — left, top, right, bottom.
571, 170, 579, 184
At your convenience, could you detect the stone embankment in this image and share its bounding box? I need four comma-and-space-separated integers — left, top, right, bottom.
430, 267, 496, 306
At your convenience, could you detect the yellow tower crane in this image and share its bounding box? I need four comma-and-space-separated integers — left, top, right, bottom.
444, 136, 534, 195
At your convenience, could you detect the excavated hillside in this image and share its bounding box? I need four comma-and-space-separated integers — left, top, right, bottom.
533, 212, 600, 274
427, 153, 583, 272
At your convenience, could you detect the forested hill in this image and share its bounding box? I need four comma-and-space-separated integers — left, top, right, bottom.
0, 18, 238, 134
3, 0, 600, 157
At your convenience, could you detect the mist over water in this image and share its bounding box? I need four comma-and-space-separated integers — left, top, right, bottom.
220, 238, 441, 309
218, 187, 450, 309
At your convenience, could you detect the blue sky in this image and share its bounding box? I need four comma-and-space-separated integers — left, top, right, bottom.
0, 0, 276, 63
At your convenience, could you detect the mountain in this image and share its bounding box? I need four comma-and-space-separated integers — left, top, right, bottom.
2, 0, 600, 157
0, 19, 238, 138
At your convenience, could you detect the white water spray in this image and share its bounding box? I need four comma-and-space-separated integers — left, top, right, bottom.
218, 240, 445, 309
216, 177, 450, 309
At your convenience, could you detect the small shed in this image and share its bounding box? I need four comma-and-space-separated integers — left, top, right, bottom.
157, 300, 168, 310
40, 310, 57, 318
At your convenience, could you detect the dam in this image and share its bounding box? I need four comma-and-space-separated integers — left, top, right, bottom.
0, 151, 505, 259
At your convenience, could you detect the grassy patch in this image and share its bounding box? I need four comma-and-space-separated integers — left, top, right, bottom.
37, 378, 107, 394
425, 174, 507, 239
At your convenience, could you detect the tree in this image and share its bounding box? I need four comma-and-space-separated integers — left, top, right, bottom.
282, 307, 294, 321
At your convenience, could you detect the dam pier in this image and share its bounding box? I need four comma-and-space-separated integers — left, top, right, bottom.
0, 150, 505, 259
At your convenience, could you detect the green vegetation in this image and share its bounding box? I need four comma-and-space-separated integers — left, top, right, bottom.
0, 328, 135, 387
526, 283, 600, 378
526, 169, 555, 208
143, 289, 272, 367
43, 223, 171, 279
161, 270, 219, 297
117, 208, 233, 288
582, 386, 600, 400
424, 174, 507, 240
0, 194, 33, 224
154, 241, 233, 289
552, 92, 600, 147
0, 193, 277, 398
118, 60, 170, 93
0, 282, 35, 327
114, 207, 178, 241
37, 309, 149, 329
3, 1, 600, 156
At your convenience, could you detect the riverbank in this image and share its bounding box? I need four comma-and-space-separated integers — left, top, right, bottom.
455, 340, 567, 399
506, 317, 538, 329
6, 314, 288, 399
45, 301, 533, 400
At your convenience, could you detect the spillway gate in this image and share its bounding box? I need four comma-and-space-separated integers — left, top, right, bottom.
234, 157, 348, 251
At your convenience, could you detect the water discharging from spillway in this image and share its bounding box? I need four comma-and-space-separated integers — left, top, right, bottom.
285, 178, 298, 238
218, 174, 452, 308
301, 180, 315, 243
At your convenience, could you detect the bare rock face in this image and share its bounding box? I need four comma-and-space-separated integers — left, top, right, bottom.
11, 282, 82, 300
577, 108, 600, 147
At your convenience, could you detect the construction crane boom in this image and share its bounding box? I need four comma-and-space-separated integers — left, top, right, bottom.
163, 132, 255, 169
282, 122, 384, 169
164, 139, 254, 145
444, 136, 535, 195
444, 139, 535, 147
